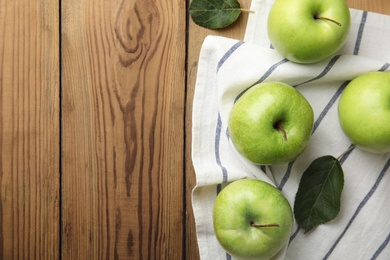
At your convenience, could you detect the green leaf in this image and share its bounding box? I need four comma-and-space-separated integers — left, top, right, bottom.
294, 155, 344, 233
189, 0, 242, 29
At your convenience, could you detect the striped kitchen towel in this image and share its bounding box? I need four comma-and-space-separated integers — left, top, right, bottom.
191, 0, 390, 259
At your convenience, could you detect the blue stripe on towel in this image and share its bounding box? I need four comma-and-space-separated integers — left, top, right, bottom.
214, 42, 244, 186
354, 11, 368, 55
252, 58, 289, 85
294, 55, 342, 88
338, 144, 356, 165
278, 161, 294, 191
312, 81, 349, 133
379, 63, 390, 71
323, 158, 390, 259
371, 231, 390, 259
235, 58, 289, 102
215, 113, 228, 183
217, 41, 244, 72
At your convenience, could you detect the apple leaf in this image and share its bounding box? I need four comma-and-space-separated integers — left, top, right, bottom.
294, 155, 344, 233
189, 0, 242, 29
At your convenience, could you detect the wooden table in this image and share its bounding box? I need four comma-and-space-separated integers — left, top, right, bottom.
0, 0, 388, 259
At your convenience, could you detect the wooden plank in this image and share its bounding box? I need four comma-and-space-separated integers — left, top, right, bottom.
186, 0, 390, 258
346, 0, 390, 14
61, 0, 186, 258
0, 0, 60, 259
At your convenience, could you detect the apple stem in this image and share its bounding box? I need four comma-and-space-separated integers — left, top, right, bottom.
314, 15, 342, 26
273, 121, 288, 141
250, 222, 280, 228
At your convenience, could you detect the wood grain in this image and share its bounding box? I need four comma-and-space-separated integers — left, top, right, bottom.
346, 0, 390, 14
186, 0, 390, 258
61, 0, 186, 258
0, 0, 60, 259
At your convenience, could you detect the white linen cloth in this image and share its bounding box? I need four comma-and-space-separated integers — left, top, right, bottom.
191, 0, 390, 259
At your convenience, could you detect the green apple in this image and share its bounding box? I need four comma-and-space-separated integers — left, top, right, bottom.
228, 82, 314, 165
213, 178, 294, 260
267, 0, 351, 64
338, 71, 390, 153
